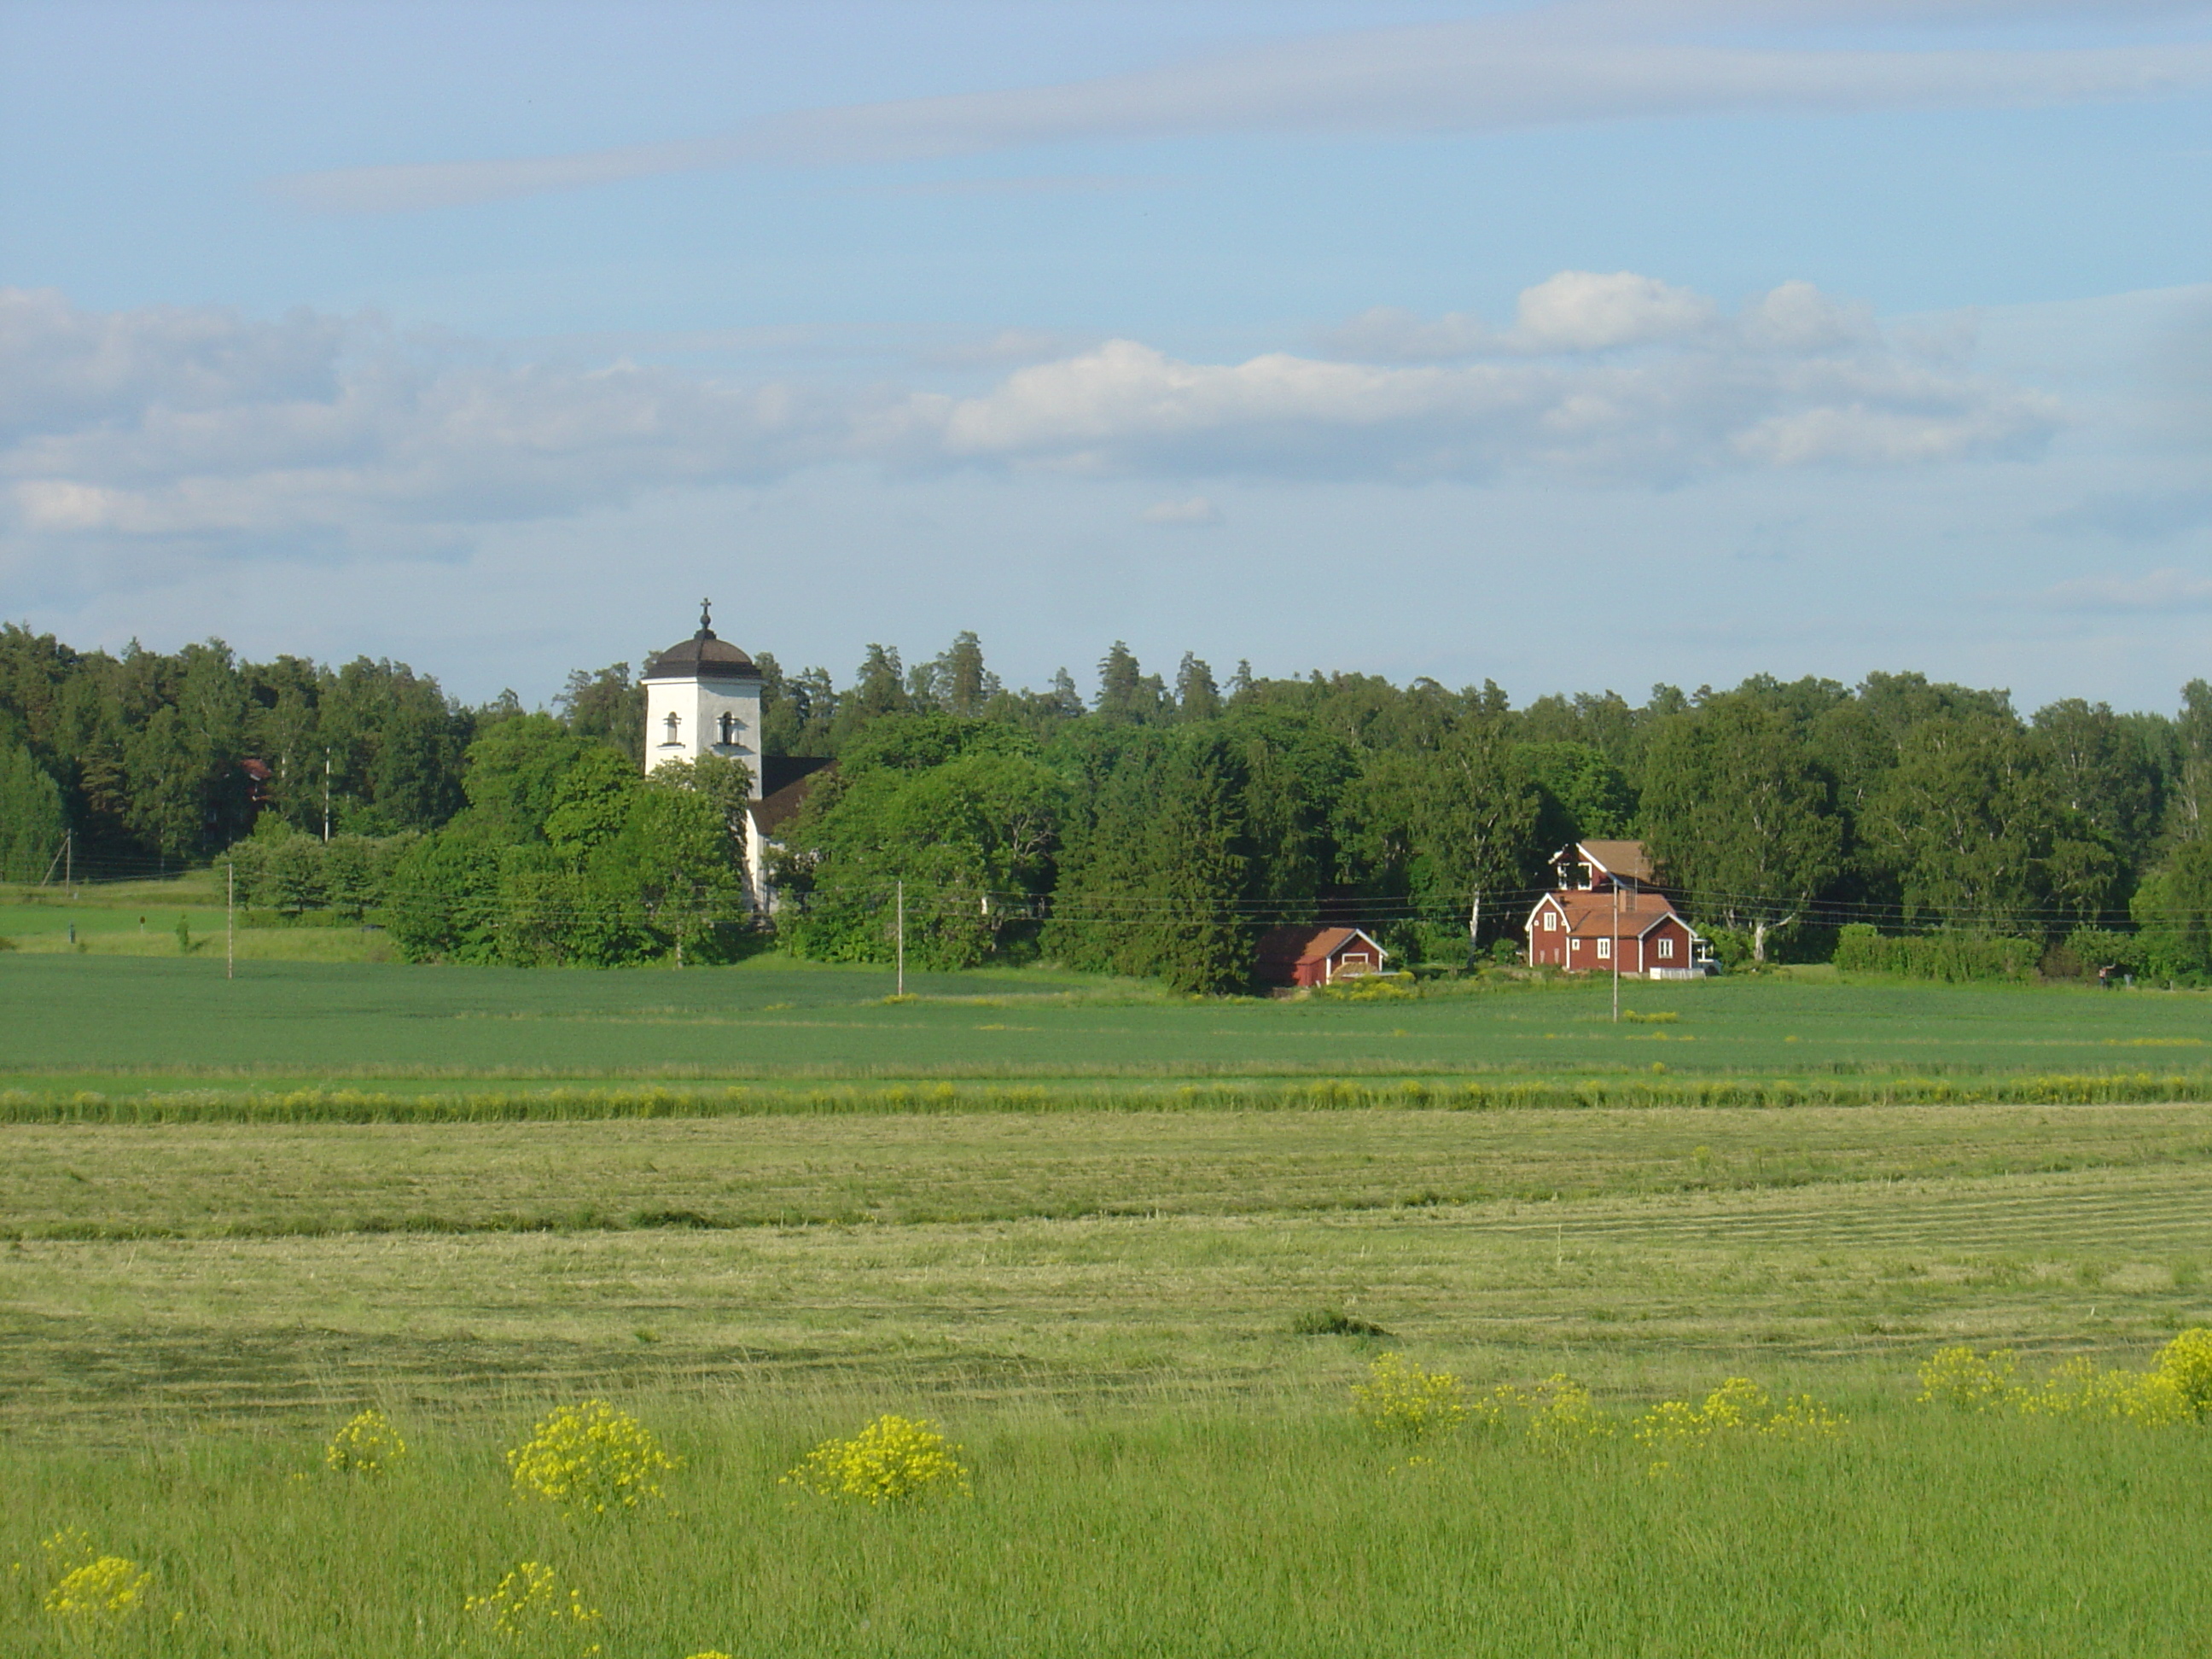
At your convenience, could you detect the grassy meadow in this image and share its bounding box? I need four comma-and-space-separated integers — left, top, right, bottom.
5, 886, 2212, 1653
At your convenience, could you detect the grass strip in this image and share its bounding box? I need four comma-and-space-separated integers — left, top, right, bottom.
8, 1068, 2212, 1123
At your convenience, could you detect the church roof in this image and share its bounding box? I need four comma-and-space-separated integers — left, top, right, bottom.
642, 602, 760, 683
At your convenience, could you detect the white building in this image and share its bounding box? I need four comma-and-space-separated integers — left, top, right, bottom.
640, 603, 833, 913
641, 601, 765, 788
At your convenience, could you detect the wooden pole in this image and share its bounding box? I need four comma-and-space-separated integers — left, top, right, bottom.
226, 860, 235, 981
895, 880, 905, 998
1610, 881, 1621, 1022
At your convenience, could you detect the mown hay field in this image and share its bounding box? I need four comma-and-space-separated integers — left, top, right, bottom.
4, 1096, 2212, 1655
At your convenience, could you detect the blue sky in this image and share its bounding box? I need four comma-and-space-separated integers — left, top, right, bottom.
2, 1, 2208, 711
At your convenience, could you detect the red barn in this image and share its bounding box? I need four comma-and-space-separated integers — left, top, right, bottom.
1254, 926, 1390, 988
1526, 841, 1712, 978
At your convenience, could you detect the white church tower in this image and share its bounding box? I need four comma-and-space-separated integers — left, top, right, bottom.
640, 600, 765, 800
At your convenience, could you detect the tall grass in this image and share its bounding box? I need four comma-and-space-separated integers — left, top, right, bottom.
9, 1068, 2212, 1124
3, 1394, 2207, 1656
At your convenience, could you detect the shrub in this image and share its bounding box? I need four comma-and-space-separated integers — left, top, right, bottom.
1490, 1374, 1615, 1454
1917, 1345, 2025, 1412
506, 1400, 677, 1518
1833, 924, 2040, 983
1917, 1333, 2212, 1425
1632, 1377, 1845, 1472
1351, 1352, 1469, 1445
2153, 1327, 2212, 1419
781, 1413, 972, 1506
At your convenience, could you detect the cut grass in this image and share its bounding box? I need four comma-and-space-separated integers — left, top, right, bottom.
4, 1107, 2209, 1433
5, 1091, 2211, 1652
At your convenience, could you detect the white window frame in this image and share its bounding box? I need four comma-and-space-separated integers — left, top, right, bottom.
1657, 936, 1674, 960
1544, 911, 1558, 932
1597, 937, 1612, 960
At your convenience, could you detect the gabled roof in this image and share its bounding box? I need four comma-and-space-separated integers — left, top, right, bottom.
1253, 924, 1387, 968
1531, 887, 1695, 940
1577, 839, 1657, 885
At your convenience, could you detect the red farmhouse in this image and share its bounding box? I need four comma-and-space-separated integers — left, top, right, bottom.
1525, 840, 1711, 979
1254, 925, 1390, 988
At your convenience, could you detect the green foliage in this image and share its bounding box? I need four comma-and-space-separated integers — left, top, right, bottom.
780, 742, 1063, 969
1639, 692, 1843, 960
1516, 740, 1634, 842
461, 713, 597, 843
0, 742, 67, 882
2131, 840, 2212, 982
1045, 724, 1254, 992
1831, 923, 2040, 982
384, 824, 505, 963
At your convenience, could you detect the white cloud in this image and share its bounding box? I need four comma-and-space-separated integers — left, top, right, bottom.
1140, 496, 1223, 525
0, 274, 2061, 561
0, 289, 839, 546
911, 279, 2056, 480
271, 5, 2212, 213
1512, 271, 1715, 352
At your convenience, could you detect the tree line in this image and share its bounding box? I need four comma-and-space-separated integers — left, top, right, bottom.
6, 620, 2212, 987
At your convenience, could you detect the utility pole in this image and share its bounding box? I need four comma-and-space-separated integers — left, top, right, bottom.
226, 860, 235, 981
323, 751, 332, 843
64, 829, 73, 896
895, 879, 905, 998
1611, 880, 1621, 1023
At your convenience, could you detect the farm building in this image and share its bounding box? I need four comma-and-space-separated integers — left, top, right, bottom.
1527, 840, 1713, 979
1552, 838, 1662, 893
1253, 925, 1390, 988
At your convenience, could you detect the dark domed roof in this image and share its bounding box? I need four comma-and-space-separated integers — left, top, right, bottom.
643, 602, 760, 682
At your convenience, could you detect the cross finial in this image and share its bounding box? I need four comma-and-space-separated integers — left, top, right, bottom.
699, 597, 713, 634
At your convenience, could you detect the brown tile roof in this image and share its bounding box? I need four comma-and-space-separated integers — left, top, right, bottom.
1534, 888, 1692, 940
1254, 925, 1386, 967
1578, 839, 1657, 884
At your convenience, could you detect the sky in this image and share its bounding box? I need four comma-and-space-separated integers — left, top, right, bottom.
1, 0, 2209, 713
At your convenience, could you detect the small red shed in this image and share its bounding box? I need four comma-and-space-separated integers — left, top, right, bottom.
1254, 925, 1391, 988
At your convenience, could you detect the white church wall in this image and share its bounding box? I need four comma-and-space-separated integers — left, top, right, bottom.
643, 675, 763, 799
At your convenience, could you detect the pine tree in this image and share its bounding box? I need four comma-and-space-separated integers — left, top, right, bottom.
1173, 653, 1221, 723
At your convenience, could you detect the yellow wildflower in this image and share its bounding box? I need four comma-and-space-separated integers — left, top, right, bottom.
463, 1559, 602, 1649
42, 1532, 151, 1629
2152, 1327, 2212, 1419
1917, 1345, 2025, 1413
1916, 1335, 2212, 1427
507, 1400, 678, 1518
781, 1413, 972, 1506
1351, 1353, 1470, 1447
1477, 1380, 1619, 1451
325, 1407, 407, 1475
1633, 1377, 1845, 1472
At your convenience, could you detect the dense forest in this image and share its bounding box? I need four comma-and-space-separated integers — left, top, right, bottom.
5, 620, 2212, 990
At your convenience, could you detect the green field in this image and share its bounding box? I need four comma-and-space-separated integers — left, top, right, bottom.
6, 917, 2212, 1655
3, 942, 2212, 1107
